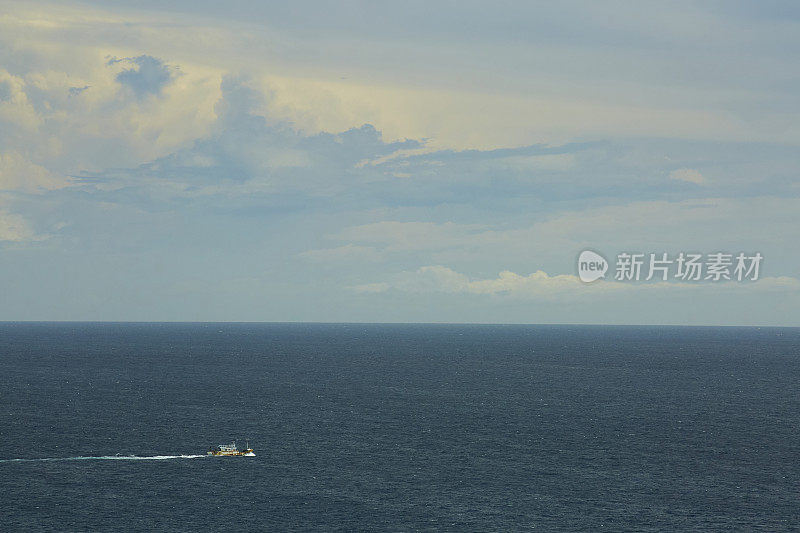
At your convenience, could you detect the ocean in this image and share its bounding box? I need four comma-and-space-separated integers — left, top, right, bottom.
1, 323, 798, 531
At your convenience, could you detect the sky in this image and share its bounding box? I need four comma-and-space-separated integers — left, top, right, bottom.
1, 0, 799, 325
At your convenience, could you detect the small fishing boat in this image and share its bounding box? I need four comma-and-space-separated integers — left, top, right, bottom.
207, 441, 254, 456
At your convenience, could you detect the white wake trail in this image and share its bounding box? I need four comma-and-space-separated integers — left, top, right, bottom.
0, 454, 208, 463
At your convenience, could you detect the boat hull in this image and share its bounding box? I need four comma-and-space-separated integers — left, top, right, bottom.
207, 449, 255, 456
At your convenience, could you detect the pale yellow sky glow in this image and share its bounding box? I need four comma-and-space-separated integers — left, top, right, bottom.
2, 1, 796, 156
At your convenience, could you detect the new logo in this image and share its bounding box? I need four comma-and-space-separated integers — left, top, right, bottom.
578, 250, 608, 283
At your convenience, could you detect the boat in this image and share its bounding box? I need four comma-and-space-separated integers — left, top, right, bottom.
207, 440, 255, 456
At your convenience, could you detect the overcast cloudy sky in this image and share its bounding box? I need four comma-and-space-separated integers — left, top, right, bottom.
1, 1, 799, 324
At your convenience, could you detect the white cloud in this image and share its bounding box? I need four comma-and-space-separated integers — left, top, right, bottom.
0, 24, 222, 176
351, 282, 391, 294
355, 265, 607, 299
354, 265, 800, 299
0, 209, 38, 242
669, 167, 706, 185
0, 151, 71, 192
0, 69, 41, 132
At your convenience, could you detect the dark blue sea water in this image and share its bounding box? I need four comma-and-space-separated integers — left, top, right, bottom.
1, 323, 799, 531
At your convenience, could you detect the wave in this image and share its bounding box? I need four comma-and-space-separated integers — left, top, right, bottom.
0, 454, 208, 463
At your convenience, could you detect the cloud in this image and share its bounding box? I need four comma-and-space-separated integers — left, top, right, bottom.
1, 7, 798, 207
0, 151, 71, 192
350, 282, 391, 293
5, 1, 800, 153
354, 265, 608, 299
0, 49, 220, 177
353, 265, 800, 299
0, 69, 40, 133
0, 209, 38, 242
353, 265, 600, 297
669, 167, 706, 185
109, 55, 175, 98
331, 196, 800, 268
82, 75, 421, 199
2, 1, 800, 324
0, 81, 11, 101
